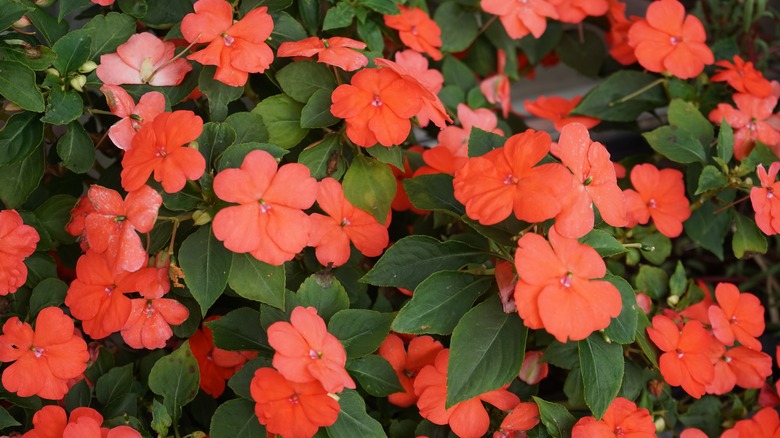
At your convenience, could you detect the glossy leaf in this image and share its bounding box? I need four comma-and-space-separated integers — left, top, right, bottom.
0, 60, 45, 112
342, 154, 396, 223
179, 225, 232, 315
578, 334, 624, 419
148, 341, 200, 421
328, 309, 394, 358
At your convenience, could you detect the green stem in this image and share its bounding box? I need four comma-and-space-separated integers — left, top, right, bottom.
609, 78, 666, 107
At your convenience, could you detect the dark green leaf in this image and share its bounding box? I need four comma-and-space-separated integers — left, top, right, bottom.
297, 272, 349, 321
328, 309, 393, 358
56, 121, 94, 173
603, 275, 638, 344
0, 45, 57, 71
635, 310, 658, 368
579, 229, 627, 258
0, 0, 33, 31
327, 389, 387, 438
210, 398, 265, 438
151, 399, 172, 437
29, 277, 67, 319
0, 110, 44, 166
299, 136, 345, 180
84, 12, 137, 60
442, 55, 477, 90
298, 0, 320, 35
198, 122, 237, 165
579, 334, 624, 418
363, 235, 490, 290
117, 0, 148, 18
684, 201, 730, 260
434, 2, 478, 52
199, 67, 243, 122
323, 2, 355, 30
643, 125, 707, 164
205, 307, 268, 351
732, 212, 767, 258
668, 98, 714, 147
229, 253, 286, 309
347, 355, 404, 397
678, 396, 722, 438
65, 379, 91, 412
0, 142, 44, 208
24, 253, 57, 288
356, 18, 384, 53
301, 89, 340, 128
228, 357, 272, 400
342, 155, 396, 223
27, 8, 69, 45
574, 71, 666, 122
543, 341, 579, 370
696, 165, 728, 195
148, 341, 199, 421
392, 271, 491, 335
447, 296, 527, 407
669, 261, 687, 296
277, 61, 336, 104
468, 127, 506, 157
140, 0, 192, 26
239, 0, 293, 14
224, 111, 269, 144
716, 121, 734, 163
636, 265, 668, 300
216, 142, 288, 170
519, 21, 562, 64
357, 0, 398, 14
96, 364, 134, 406
0, 60, 45, 112
52, 29, 91, 74
402, 174, 465, 215
365, 145, 404, 170
42, 88, 84, 125
556, 29, 606, 78
0, 406, 21, 429
253, 94, 308, 148
269, 11, 308, 46
533, 397, 576, 438
58, 0, 91, 21
179, 225, 232, 315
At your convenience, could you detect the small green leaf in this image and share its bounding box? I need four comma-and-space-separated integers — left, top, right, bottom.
327, 389, 387, 438
298, 136, 345, 180
574, 71, 666, 122
0, 143, 44, 208
362, 235, 490, 290
732, 212, 767, 258
205, 307, 268, 351
323, 2, 355, 30
635, 309, 658, 368
179, 225, 232, 315
579, 229, 627, 258
64, 380, 91, 412
297, 272, 349, 321
224, 111, 269, 143
96, 364, 133, 406
346, 355, 404, 397
328, 310, 393, 358
603, 275, 638, 344
365, 144, 404, 170
52, 29, 91, 74
58, 0, 91, 21
198, 122, 237, 165
392, 271, 491, 335
695, 165, 728, 195
228, 253, 285, 309
151, 399, 172, 437
636, 265, 669, 300
669, 261, 687, 296
716, 121, 734, 163
29, 278, 67, 319
468, 127, 506, 157
199, 66, 243, 122
668, 99, 714, 147
434, 2, 478, 52
42, 88, 84, 125
533, 397, 576, 438
402, 174, 464, 215
0, 60, 45, 112
643, 125, 707, 164
447, 296, 527, 407
253, 94, 308, 148
342, 155, 396, 223
301, 89, 340, 128
56, 121, 95, 173
148, 341, 199, 422
277, 61, 337, 104
210, 398, 265, 438
0, 406, 20, 430
684, 201, 730, 260
0, 110, 44, 166
579, 334, 624, 418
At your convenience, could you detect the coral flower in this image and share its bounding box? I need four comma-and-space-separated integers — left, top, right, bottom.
0, 307, 89, 400
181, 0, 274, 87
331, 67, 422, 147
646, 315, 715, 398
480, 0, 558, 39
480, 50, 512, 118
122, 111, 206, 194
65, 251, 136, 339
121, 298, 189, 349
22, 405, 142, 438
513, 228, 622, 342
495, 402, 540, 437
0, 209, 39, 295
250, 367, 340, 438
627, 0, 713, 79
100, 85, 166, 151
572, 397, 655, 438
212, 150, 317, 266
751, 162, 780, 235
308, 178, 389, 267
554, 123, 626, 238
708, 283, 765, 350
267, 306, 355, 393
623, 163, 691, 238
607, 16, 639, 66
709, 92, 780, 160
453, 129, 572, 225
549, 0, 609, 23
707, 346, 773, 395
421, 104, 502, 175
190, 318, 256, 398
722, 407, 780, 438
384, 6, 443, 60
524, 96, 600, 132
82, 185, 162, 273
377, 334, 444, 408
712, 55, 773, 97
96, 32, 192, 86
414, 349, 520, 438
277, 36, 367, 71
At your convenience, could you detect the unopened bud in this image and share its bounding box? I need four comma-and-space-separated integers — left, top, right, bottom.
4, 102, 22, 112
188, 140, 199, 151
189, 432, 208, 438
640, 245, 655, 252
666, 295, 680, 307
12, 16, 31, 28
35, 0, 57, 6
78, 60, 98, 74
653, 417, 665, 433
70, 75, 87, 92
192, 210, 212, 226
45, 68, 60, 78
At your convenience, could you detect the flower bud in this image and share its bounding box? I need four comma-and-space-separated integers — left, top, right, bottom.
78, 60, 98, 74
192, 210, 212, 226
666, 295, 680, 307
35, 0, 57, 6
12, 16, 31, 28
70, 75, 87, 92
653, 417, 665, 433
3, 102, 22, 113
45, 68, 60, 78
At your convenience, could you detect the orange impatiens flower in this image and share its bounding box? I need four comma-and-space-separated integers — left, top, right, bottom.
379, 50, 447, 128
554, 123, 626, 238
0, 307, 89, 400
121, 298, 188, 350
623, 163, 691, 238
415, 349, 520, 438
712, 55, 773, 97
82, 185, 162, 273
751, 162, 780, 235
267, 306, 355, 394
277, 36, 368, 71
627, 0, 713, 79
513, 228, 622, 342
721, 407, 780, 438
480, 0, 558, 39
524, 95, 600, 132
0, 209, 39, 295
250, 367, 340, 438
572, 397, 655, 438
331, 67, 422, 147
181, 0, 274, 87
384, 6, 443, 60
96, 32, 192, 87
494, 402, 540, 438
190, 317, 257, 398
709, 91, 780, 160
454, 129, 572, 225
549, 0, 609, 23
22, 405, 142, 438
646, 315, 715, 398
308, 178, 389, 267
480, 50, 511, 118
100, 85, 165, 151
122, 111, 206, 194
708, 282, 765, 350
212, 150, 317, 266
707, 346, 773, 395
377, 333, 443, 408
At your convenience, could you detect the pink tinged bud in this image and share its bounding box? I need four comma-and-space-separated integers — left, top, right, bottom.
519, 350, 549, 385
